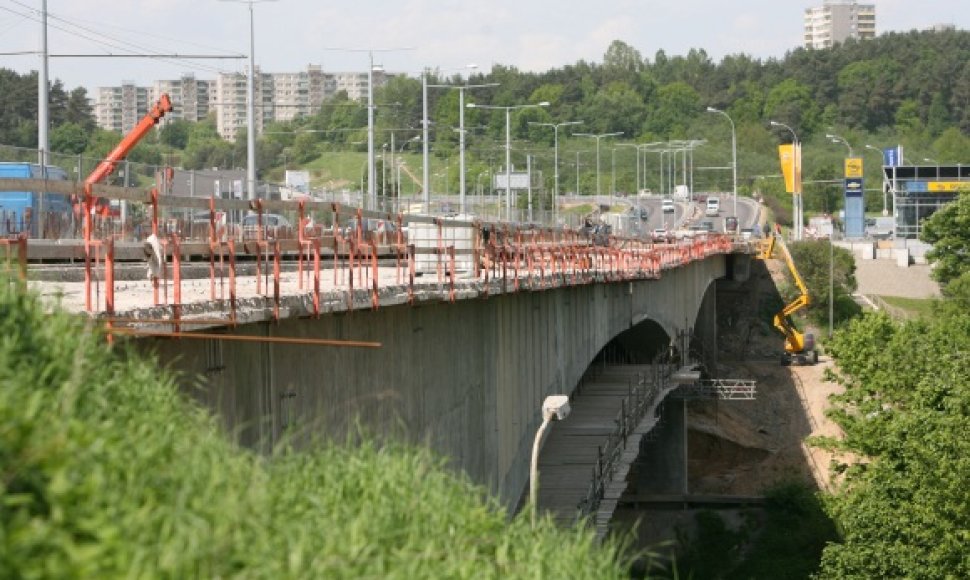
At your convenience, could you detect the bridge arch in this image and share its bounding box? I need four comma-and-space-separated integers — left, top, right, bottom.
145, 255, 728, 512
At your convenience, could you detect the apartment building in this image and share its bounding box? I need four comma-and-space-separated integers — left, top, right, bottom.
150, 74, 217, 124
804, 1, 876, 49
93, 65, 395, 140
94, 81, 149, 134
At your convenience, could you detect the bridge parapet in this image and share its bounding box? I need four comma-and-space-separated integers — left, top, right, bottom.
0, 177, 754, 326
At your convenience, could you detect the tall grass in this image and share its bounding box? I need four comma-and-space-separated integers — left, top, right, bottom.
0, 280, 630, 578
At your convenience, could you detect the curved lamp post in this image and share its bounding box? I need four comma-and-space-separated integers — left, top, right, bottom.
706, 107, 737, 218
530, 395, 570, 528
466, 101, 550, 220
770, 120, 800, 240
528, 120, 584, 224
573, 132, 623, 201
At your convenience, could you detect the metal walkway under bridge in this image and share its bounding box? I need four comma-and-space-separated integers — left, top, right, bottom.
534, 362, 755, 538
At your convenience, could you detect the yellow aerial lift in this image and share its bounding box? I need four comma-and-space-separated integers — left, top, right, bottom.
760, 231, 818, 365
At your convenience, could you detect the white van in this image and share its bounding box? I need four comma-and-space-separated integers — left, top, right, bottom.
662, 198, 675, 213
705, 197, 720, 217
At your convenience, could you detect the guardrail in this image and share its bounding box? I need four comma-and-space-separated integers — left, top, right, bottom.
577, 357, 678, 521
2, 178, 750, 325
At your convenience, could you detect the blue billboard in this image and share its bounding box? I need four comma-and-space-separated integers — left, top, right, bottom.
844, 177, 865, 238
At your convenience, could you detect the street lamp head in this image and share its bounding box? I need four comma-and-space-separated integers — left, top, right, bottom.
706, 106, 721, 113
542, 395, 570, 421
769, 120, 783, 127
538, 101, 550, 107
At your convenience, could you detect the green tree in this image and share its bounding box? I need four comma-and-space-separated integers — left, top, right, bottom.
818, 310, 970, 579
764, 79, 820, 136
49, 122, 88, 155
160, 119, 192, 150
645, 81, 700, 137
920, 192, 970, 287
931, 127, 970, 163
787, 240, 860, 325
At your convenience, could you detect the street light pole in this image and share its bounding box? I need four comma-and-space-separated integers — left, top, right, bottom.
220, 0, 277, 201
530, 395, 570, 529
770, 120, 800, 240
426, 75, 496, 215
466, 101, 549, 220
528, 120, 583, 225
573, 132, 623, 201
826, 133, 853, 157
707, 107, 737, 217
421, 69, 432, 213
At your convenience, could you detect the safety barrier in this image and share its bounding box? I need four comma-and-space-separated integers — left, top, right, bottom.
3, 178, 746, 326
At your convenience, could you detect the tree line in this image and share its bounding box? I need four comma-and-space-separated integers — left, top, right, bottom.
1, 28, 968, 197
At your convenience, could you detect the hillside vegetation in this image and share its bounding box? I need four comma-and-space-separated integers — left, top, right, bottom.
0, 280, 630, 578
2, 29, 968, 218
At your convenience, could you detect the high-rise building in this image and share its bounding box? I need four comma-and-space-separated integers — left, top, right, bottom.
150, 74, 217, 125
804, 1, 876, 49
92, 65, 396, 140
94, 81, 149, 134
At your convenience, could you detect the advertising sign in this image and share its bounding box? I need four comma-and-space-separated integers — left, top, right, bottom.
883, 146, 903, 167
928, 181, 970, 193
844, 157, 863, 179
844, 177, 864, 197
777, 143, 802, 194
493, 172, 531, 190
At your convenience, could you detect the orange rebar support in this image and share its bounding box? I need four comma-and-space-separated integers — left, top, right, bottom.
209, 197, 217, 300
171, 234, 181, 333
407, 243, 416, 305
228, 238, 237, 324
105, 237, 115, 316
297, 200, 306, 291
312, 239, 321, 318
370, 240, 379, 310
273, 240, 281, 321
448, 246, 456, 303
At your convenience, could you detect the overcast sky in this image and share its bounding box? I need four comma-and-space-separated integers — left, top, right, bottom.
0, 0, 967, 92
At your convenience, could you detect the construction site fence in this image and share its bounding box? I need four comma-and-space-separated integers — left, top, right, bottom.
0, 177, 753, 321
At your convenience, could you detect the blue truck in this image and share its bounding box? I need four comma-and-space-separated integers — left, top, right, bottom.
0, 162, 71, 237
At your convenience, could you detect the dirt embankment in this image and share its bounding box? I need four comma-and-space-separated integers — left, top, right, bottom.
687, 257, 846, 495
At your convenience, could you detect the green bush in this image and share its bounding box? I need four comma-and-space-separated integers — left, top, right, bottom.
0, 281, 629, 578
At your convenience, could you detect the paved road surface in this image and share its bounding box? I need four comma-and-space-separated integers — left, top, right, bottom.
855, 260, 940, 299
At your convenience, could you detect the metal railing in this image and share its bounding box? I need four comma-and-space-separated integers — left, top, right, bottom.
577, 357, 678, 520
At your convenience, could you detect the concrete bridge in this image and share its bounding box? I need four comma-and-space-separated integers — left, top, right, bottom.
128, 252, 738, 518
4, 178, 757, 524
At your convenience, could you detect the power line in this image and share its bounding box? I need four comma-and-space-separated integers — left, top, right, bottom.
0, 3, 232, 76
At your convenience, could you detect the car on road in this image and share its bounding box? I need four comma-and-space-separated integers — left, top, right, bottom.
662, 198, 675, 213
705, 197, 720, 217
652, 228, 669, 242
724, 216, 739, 233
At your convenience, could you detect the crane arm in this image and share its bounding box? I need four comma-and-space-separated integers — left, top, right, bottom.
84, 93, 173, 188
765, 232, 813, 354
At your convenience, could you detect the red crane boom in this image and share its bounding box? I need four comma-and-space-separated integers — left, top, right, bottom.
85, 93, 173, 188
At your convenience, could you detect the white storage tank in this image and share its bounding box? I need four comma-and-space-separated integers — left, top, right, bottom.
408, 215, 477, 276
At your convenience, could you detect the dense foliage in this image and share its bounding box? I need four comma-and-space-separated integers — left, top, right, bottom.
673, 483, 837, 580
816, 300, 970, 577
921, 192, 970, 288
0, 281, 630, 578
3, 29, 969, 203
786, 240, 861, 326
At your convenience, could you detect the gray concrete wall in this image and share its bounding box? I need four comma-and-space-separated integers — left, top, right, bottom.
145, 255, 726, 510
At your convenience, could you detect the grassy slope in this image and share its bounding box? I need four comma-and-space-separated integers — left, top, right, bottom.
0, 280, 630, 578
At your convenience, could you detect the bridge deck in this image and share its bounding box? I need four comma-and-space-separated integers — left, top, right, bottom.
536, 364, 655, 526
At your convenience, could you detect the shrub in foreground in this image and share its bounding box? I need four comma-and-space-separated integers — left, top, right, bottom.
0, 282, 629, 578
